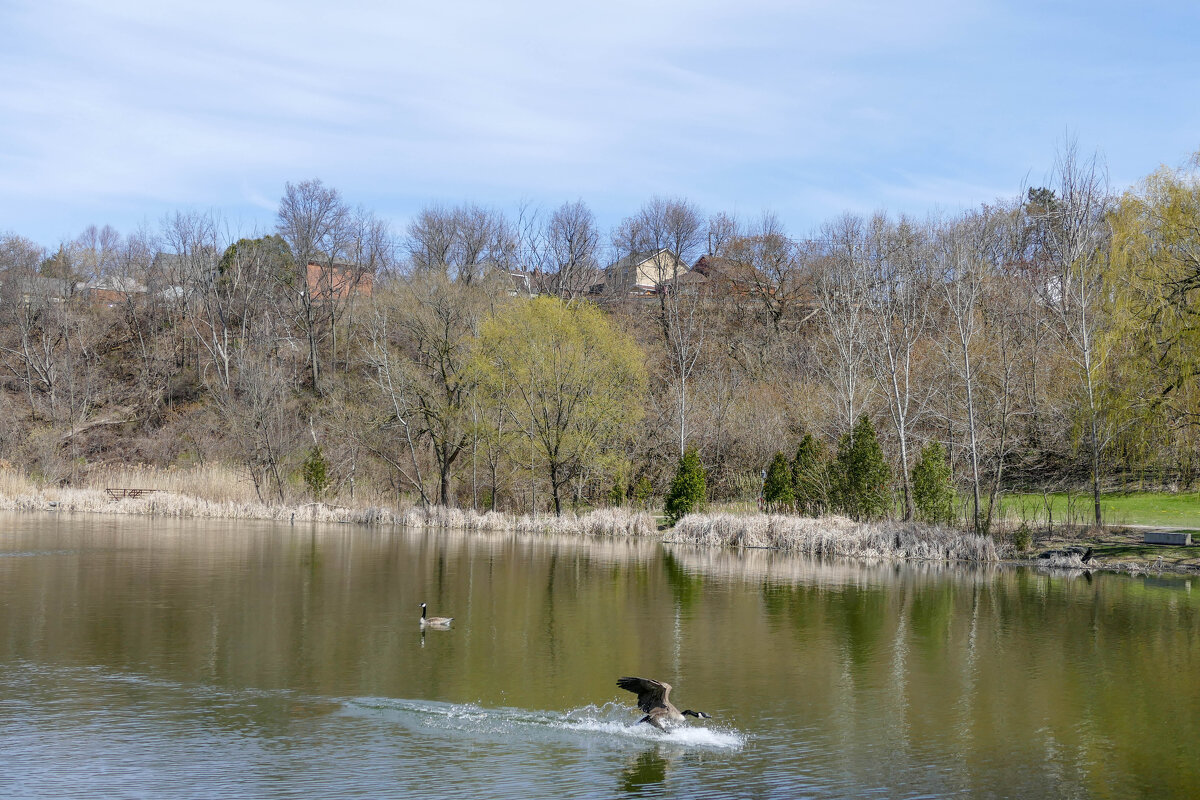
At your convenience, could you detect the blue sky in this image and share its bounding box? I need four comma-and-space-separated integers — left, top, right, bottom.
2, 0, 1197, 248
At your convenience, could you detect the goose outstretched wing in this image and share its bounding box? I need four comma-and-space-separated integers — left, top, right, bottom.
617, 676, 672, 713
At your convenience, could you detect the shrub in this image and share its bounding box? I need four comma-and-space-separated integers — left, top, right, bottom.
911, 441, 956, 526
791, 433, 831, 516
832, 415, 891, 521
762, 451, 795, 508
1012, 523, 1033, 553
664, 447, 706, 525
633, 476, 654, 509
609, 478, 626, 507
301, 446, 330, 500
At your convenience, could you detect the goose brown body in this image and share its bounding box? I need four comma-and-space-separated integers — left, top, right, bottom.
419, 603, 453, 627
616, 676, 710, 730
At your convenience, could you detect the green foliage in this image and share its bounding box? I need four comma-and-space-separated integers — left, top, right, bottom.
762, 451, 795, 507
1012, 523, 1033, 553
911, 441, 956, 526
633, 476, 654, 509
665, 447, 706, 525
1025, 186, 1058, 213
609, 476, 625, 506
791, 433, 830, 516
832, 415, 891, 521
301, 445, 330, 500
219, 235, 293, 281
473, 297, 648, 515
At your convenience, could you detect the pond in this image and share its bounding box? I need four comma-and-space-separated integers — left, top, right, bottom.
1, 512, 1197, 798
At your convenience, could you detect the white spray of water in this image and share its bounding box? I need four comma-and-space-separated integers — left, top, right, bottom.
345, 698, 745, 750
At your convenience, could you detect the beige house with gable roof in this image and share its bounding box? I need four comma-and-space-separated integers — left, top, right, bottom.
591, 249, 690, 297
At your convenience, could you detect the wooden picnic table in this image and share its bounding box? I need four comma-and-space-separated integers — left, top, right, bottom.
105, 488, 161, 500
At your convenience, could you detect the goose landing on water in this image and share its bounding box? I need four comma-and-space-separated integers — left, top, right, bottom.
617, 676, 711, 731
419, 603, 453, 627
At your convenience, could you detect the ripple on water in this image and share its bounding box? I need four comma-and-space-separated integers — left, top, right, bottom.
342, 697, 747, 750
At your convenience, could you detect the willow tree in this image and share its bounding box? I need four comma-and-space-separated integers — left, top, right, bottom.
1108, 156, 1200, 483
473, 297, 648, 515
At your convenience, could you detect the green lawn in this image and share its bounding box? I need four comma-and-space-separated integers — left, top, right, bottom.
1001, 491, 1200, 530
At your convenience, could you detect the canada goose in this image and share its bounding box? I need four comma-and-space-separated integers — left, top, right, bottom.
617, 676, 710, 730
419, 602, 453, 627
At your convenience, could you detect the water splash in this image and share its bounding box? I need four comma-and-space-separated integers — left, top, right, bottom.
344, 697, 745, 750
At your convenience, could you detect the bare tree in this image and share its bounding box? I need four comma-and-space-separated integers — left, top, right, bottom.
213, 333, 301, 504
361, 272, 496, 506
194, 234, 286, 389
612, 197, 707, 454
861, 214, 934, 522
406, 203, 515, 285
540, 200, 600, 300
276, 178, 352, 395
706, 211, 738, 258
0, 235, 55, 420
724, 212, 815, 333
72, 224, 122, 281
936, 211, 993, 533
814, 214, 875, 434
1037, 143, 1112, 526
361, 285, 432, 506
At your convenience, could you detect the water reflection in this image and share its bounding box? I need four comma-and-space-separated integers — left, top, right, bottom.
620, 748, 669, 794
2, 512, 1199, 799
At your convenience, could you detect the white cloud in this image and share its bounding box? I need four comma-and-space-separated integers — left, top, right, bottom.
1, 0, 1197, 243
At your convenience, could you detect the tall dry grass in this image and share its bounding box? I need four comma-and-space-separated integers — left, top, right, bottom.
670, 512, 1002, 562
0, 472, 659, 538
396, 505, 657, 537
2, 463, 997, 563
76, 463, 262, 504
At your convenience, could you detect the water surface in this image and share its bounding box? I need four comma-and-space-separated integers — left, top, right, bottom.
1, 513, 1197, 798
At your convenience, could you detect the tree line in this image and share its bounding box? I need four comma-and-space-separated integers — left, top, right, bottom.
2, 146, 1199, 528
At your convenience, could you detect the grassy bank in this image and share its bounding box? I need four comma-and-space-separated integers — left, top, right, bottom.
1001, 491, 1200, 529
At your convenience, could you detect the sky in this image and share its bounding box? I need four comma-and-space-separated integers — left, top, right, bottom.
1, 0, 1198, 249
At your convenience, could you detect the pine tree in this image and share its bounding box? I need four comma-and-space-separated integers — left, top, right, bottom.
911, 440, 956, 526
762, 451, 795, 508
633, 475, 654, 509
301, 445, 330, 501
833, 415, 891, 521
664, 446, 706, 525
608, 478, 626, 507
791, 433, 830, 516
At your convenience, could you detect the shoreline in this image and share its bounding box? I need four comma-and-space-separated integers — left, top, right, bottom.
2, 485, 1195, 575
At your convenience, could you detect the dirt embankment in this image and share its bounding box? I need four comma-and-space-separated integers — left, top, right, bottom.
1031, 525, 1200, 574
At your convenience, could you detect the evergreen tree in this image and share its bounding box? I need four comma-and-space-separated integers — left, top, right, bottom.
833, 415, 891, 521
911, 440, 957, 526
608, 477, 625, 507
791, 433, 830, 516
664, 446, 706, 525
762, 451, 795, 508
301, 445, 330, 500
633, 475, 654, 509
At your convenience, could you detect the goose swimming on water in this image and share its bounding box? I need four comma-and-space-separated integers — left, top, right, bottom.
419, 603, 453, 627
617, 676, 710, 730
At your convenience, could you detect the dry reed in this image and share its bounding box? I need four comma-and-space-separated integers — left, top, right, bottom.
1, 465, 995, 563
669, 512, 1001, 562
0, 476, 658, 538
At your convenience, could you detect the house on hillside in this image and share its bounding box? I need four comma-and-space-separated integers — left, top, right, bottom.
82, 275, 147, 307
305, 260, 373, 300
591, 249, 690, 297
0, 274, 77, 304
686, 255, 767, 296
499, 269, 539, 297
